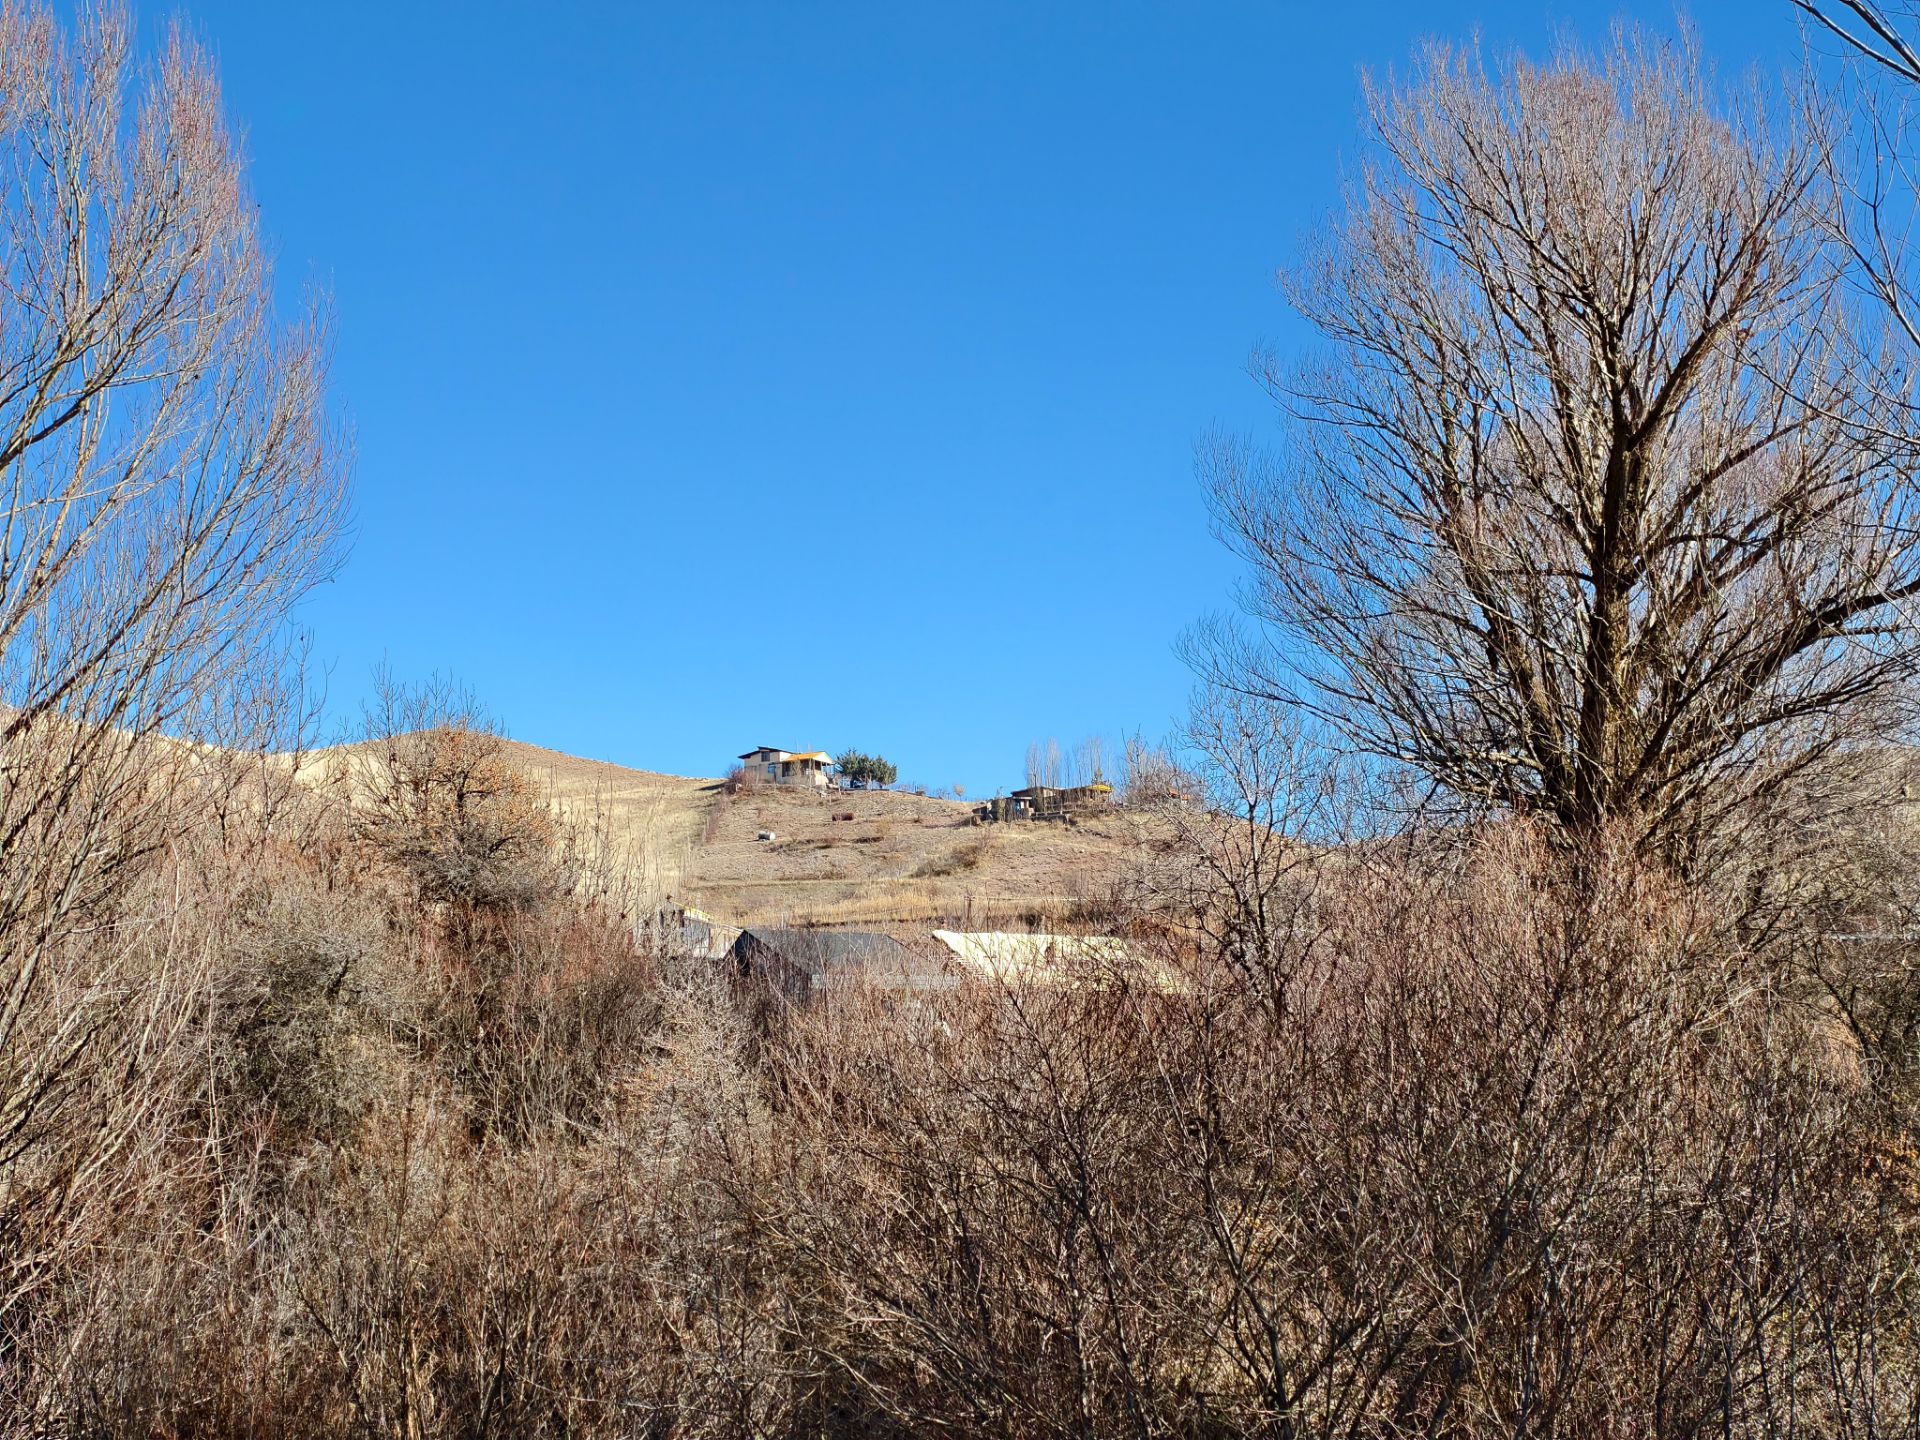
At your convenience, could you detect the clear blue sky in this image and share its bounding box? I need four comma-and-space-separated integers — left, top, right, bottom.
151, 1, 1806, 791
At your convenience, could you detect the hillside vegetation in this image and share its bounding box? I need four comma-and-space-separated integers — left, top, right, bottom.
685, 778, 1153, 929
300, 738, 1162, 933
310, 738, 1155, 931
17, 10, 1920, 1438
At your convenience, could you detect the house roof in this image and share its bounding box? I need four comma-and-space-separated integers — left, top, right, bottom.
930, 930, 1184, 992
735, 927, 911, 965
786, 751, 832, 764
738, 746, 792, 759
730, 928, 952, 989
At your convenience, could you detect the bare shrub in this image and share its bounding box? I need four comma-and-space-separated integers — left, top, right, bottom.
15, 761, 1917, 1437
328, 691, 662, 1139
426, 906, 661, 1140
347, 671, 562, 916
1716, 747, 1920, 1097
25, 970, 776, 1438
741, 826, 1916, 1437
207, 853, 393, 1144
909, 833, 994, 878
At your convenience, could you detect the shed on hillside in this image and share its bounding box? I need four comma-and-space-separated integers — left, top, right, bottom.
999, 783, 1113, 819
728, 928, 953, 1004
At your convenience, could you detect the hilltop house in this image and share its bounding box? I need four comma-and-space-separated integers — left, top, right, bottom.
738, 746, 835, 789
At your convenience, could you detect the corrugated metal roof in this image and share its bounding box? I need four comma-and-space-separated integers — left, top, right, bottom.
730, 928, 956, 995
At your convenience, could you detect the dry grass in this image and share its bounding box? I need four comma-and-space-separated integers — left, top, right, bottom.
684, 782, 1150, 927
305, 738, 724, 909
293, 740, 1158, 931
303, 740, 1157, 931
690, 878, 1091, 930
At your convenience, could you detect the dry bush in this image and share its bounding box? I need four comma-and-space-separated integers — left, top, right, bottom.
413, 905, 662, 1141
347, 673, 564, 917
8, 766, 691, 1433
909, 832, 995, 878
0, 647, 690, 1430
206, 851, 394, 1145
14, 743, 1919, 1438
29, 1001, 781, 1438
341, 689, 661, 1141
745, 826, 1919, 1438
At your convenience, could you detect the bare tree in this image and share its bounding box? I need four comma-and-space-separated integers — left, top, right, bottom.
0, 3, 346, 1326
1024, 736, 1066, 790
1132, 692, 1335, 1005
1074, 735, 1108, 788
1792, 3, 1920, 364
341, 668, 565, 919
1203, 28, 1920, 862
1797, 2, 1920, 88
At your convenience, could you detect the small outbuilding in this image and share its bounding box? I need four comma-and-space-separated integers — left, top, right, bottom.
1011, 783, 1113, 815
978, 783, 1115, 822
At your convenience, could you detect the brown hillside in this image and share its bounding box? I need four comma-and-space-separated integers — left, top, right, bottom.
301, 739, 1153, 930
688, 780, 1150, 929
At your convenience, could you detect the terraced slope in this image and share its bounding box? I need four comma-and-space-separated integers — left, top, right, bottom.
686, 780, 1151, 928
302, 738, 1154, 929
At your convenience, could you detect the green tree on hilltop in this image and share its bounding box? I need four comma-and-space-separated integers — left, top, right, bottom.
835, 750, 898, 787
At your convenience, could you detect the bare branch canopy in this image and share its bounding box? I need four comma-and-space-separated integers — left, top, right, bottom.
1205, 28, 1920, 857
